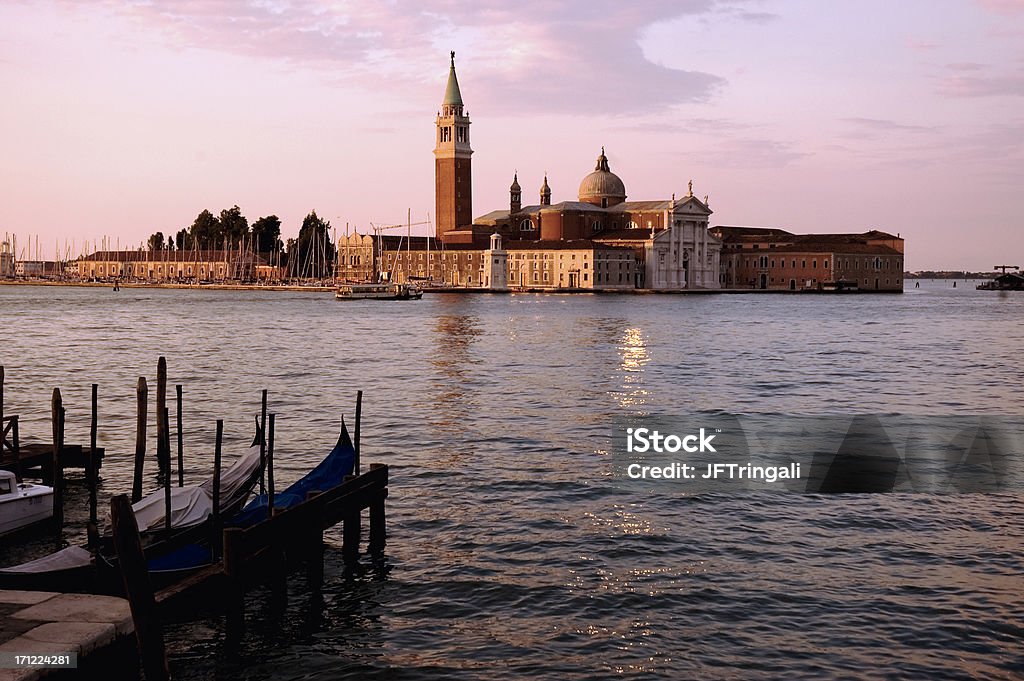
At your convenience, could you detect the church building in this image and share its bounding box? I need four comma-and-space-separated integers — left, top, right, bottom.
337, 52, 722, 291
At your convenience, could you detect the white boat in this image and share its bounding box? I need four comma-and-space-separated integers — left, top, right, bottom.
0, 470, 53, 537
335, 282, 423, 300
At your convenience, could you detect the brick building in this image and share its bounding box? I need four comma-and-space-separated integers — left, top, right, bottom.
713, 227, 904, 291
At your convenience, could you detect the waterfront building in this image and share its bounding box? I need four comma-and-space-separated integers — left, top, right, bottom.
337, 53, 718, 291
78, 250, 266, 282
0, 241, 13, 277
713, 227, 905, 291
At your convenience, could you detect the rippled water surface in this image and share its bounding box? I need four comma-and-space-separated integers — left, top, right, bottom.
1, 281, 1022, 679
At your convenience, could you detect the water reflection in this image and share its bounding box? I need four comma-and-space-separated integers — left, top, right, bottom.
429, 310, 483, 449
616, 326, 651, 410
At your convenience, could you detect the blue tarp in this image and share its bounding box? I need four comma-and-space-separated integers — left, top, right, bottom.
147, 419, 356, 572
232, 420, 356, 526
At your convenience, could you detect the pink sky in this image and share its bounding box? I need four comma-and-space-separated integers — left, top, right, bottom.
1, 0, 1022, 270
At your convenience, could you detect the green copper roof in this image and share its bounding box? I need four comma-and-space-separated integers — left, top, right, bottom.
443, 51, 463, 107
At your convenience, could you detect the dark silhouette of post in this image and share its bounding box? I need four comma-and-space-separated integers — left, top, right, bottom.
110, 494, 169, 681
132, 377, 148, 502
212, 420, 223, 558
259, 389, 267, 495
88, 383, 99, 547
267, 413, 276, 520
175, 384, 183, 487
162, 407, 171, 532
50, 389, 65, 549
354, 390, 362, 476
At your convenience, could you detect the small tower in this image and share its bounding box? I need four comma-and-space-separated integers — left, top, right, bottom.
484, 232, 508, 291
540, 173, 551, 206
510, 173, 522, 214
434, 51, 473, 242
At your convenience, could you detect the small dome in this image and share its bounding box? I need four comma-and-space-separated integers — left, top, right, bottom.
540, 173, 551, 195
510, 173, 521, 191
578, 148, 626, 205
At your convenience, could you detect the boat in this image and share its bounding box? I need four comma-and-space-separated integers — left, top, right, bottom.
335, 281, 423, 300
977, 272, 1024, 291
0, 429, 263, 591
0, 470, 53, 537
146, 418, 356, 575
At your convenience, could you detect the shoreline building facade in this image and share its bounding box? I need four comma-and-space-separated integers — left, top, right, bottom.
337, 53, 721, 291
76, 250, 266, 282
713, 227, 905, 291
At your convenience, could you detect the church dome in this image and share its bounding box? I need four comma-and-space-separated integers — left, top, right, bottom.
578, 148, 626, 206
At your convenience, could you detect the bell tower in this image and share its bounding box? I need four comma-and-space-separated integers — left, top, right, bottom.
434, 51, 473, 241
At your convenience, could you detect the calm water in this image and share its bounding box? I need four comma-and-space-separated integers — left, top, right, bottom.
1, 281, 1022, 679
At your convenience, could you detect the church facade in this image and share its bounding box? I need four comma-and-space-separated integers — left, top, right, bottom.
337, 53, 722, 291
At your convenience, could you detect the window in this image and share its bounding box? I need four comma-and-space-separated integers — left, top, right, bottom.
592, 220, 602, 233
812, 259, 817, 269
824, 259, 829, 269
583, 273, 588, 282
628, 221, 638, 229
520, 219, 534, 231
0, 478, 10, 494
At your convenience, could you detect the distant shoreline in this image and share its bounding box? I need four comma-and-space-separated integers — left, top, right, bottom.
0, 279, 335, 292
0, 279, 912, 294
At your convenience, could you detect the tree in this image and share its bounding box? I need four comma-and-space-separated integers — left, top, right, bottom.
219, 205, 249, 245
188, 209, 220, 249
175, 229, 190, 251
166, 235, 175, 251
147, 232, 166, 251
251, 215, 282, 255
288, 211, 336, 279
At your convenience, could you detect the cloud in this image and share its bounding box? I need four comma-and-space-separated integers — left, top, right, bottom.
936, 68, 1024, 97
975, 0, 1024, 14
907, 39, 939, 51
704, 137, 809, 168
843, 118, 932, 134
737, 11, 780, 24
64, 0, 734, 115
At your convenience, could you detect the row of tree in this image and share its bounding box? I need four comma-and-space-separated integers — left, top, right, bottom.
148, 206, 337, 278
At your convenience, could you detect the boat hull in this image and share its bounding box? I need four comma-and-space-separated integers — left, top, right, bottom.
0, 486, 54, 537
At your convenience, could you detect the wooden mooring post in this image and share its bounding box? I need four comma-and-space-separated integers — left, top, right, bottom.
175, 384, 184, 487
110, 494, 170, 681
162, 407, 171, 532
87, 383, 99, 548
368, 463, 387, 554
50, 388, 64, 547
259, 389, 267, 495
267, 413, 276, 520
212, 420, 223, 559
132, 377, 147, 503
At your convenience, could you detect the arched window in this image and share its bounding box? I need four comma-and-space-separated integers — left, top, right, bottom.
627, 221, 638, 229
520, 219, 534, 231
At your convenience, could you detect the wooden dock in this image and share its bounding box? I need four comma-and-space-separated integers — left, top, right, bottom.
0, 443, 105, 480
